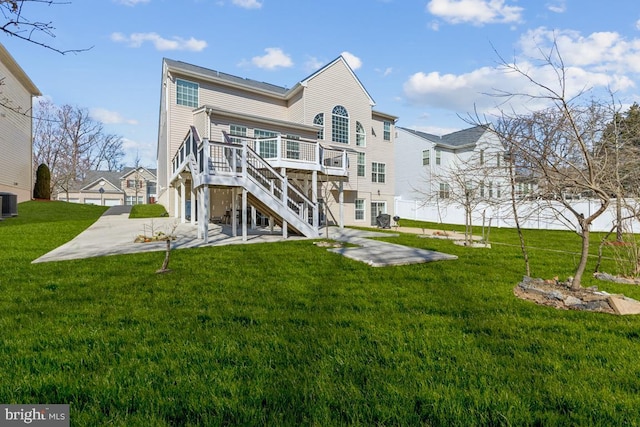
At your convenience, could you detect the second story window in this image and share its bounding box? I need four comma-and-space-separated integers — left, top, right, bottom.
371, 162, 385, 183
422, 149, 430, 166
176, 79, 199, 108
356, 121, 366, 147
332, 105, 349, 144
314, 113, 324, 140
357, 152, 365, 177
435, 149, 442, 165
229, 125, 247, 144
383, 121, 391, 141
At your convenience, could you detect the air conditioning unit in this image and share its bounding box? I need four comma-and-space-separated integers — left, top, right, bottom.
0, 192, 18, 217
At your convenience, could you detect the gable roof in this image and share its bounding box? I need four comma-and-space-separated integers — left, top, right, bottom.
164, 58, 290, 97
299, 55, 375, 107
163, 55, 377, 106
0, 43, 40, 96
398, 125, 491, 149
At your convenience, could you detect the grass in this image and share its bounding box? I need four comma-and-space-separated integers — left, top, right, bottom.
129, 203, 168, 218
2, 201, 640, 425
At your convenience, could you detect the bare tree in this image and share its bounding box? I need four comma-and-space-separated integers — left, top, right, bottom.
1, 0, 89, 54
32, 99, 124, 198
482, 41, 617, 289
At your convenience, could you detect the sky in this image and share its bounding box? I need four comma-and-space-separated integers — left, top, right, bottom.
5, 0, 640, 168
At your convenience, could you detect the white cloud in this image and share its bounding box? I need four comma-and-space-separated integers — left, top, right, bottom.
232, 0, 262, 9
636, 19, 640, 31
121, 138, 156, 168
341, 51, 362, 70
110, 32, 207, 51
90, 108, 138, 125
426, 0, 523, 26
546, 1, 566, 13
304, 56, 325, 72
518, 28, 640, 75
375, 67, 393, 77
114, 0, 150, 5
403, 26, 640, 118
251, 48, 293, 70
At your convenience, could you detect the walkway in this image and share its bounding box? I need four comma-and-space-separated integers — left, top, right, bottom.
33, 207, 457, 267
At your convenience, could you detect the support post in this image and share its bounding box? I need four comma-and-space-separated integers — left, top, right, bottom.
190, 184, 196, 225
339, 181, 344, 229
242, 188, 248, 242
232, 189, 238, 237
180, 179, 186, 224
312, 170, 318, 233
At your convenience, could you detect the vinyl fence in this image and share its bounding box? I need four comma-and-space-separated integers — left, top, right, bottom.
394, 197, 640, 233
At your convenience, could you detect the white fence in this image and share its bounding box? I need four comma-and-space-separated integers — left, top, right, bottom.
394, 197, 640, 233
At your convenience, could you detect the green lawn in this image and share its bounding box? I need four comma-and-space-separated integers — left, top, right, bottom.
2, 201, 640, 426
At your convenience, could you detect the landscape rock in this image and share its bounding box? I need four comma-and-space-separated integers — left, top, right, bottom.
513, 276, 640, 315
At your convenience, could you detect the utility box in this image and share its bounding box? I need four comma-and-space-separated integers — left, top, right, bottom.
0, 192, 18, 217
376, 213, 391, 229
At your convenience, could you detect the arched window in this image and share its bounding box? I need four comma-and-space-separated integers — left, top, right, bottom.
313, 113, 324, 140
332, 105, 349, 144
356, 121, 365, 147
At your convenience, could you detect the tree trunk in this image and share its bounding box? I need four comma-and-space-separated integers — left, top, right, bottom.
616, 194, 623, 242
156, 238, 172, 273
572, 223, 590, 290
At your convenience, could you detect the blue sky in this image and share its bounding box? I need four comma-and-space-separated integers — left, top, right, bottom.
5, 0, 640, 168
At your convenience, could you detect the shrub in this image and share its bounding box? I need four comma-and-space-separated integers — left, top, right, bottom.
33, 163, 51, 200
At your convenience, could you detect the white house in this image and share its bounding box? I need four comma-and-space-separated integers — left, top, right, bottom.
394, 125, 509, 225
0, 43, 41, 204
157, 56, 397, 241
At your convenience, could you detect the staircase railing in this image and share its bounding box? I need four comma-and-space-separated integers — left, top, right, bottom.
220, 132, 317, 230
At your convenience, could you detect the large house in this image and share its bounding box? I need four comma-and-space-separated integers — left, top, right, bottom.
0, 43, 41, 204
157, 56, 397, 240
56, 167, 157, 206
394, 125, 509, 224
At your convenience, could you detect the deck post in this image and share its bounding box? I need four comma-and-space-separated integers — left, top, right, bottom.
232, 188, 238, 237
180, 179, 186, 224
281, 167, 288, 239
190, 183, 196, 225
312, 171, 318, 232
242, 188, 248, 242
339, 180, 344, 229
173, 179, 180, 220
202, 186, 210, 244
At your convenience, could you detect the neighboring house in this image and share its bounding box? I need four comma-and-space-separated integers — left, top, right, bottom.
56, 167, 157, 206
158, 55, 397, 240
0, 43, 41, 203
394, 125, 509, 224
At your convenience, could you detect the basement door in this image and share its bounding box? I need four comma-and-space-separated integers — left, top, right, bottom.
370, 201, 387, 226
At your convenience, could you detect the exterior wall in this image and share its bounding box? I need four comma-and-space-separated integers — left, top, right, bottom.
0, 51, 36, 203
395, 127, 510, 225
121, 168, 157, 204
158, 57, 397, 226
301, 60, 396, 226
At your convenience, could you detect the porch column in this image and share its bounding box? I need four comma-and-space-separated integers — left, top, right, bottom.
312, 171, 318, 231
180, 179, 186, 224
281, 167, 288, 239
202, 186, 210, 243
242, 188, 248, 242
339, 181, 344, 229
250, 206, 257, 229
231, 189, 238, 237
174, 181, 180, 220
190, 183, 196, 225
197, 187, 203, 240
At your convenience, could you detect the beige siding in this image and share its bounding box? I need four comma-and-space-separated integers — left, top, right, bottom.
0, 58, 33, 203
302, 59, 396, 225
